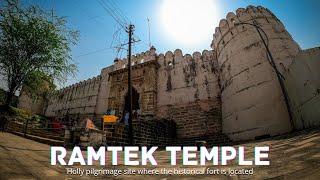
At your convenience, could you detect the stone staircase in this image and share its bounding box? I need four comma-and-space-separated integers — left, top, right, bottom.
7, 121, 64, 146
174, 133, 231, 147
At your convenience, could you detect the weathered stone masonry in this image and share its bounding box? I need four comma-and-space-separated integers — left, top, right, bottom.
156, 50, 221, 139
104, 117, 176, 147
108, 59, 158, 116
212, 5, 301, 141
44, 75, 102, 119
44, 45, 224, 141
22, 5, 320, 144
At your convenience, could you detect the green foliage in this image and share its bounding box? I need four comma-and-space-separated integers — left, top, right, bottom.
0, 0, 78, 105
8, 106, 47, 123
23, 71, 56, 101
31, 114, 47, 123
9, 106, 32, 120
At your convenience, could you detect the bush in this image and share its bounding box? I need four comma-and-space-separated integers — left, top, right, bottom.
9, 106, 32, 121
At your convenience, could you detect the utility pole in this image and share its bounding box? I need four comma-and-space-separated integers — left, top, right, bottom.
127, 24, 134, 145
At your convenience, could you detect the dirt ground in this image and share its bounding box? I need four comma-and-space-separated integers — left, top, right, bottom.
0, 129, 320, 179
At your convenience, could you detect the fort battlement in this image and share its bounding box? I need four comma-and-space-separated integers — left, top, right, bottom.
20, 5, 319, 143
214, 4, 298, 62
159, 49, 215, 64
113, 46, 157, 70
211, 5, 301, 141
45, 74, 102, 117
212, 6, 290, 58
55, 75, 101, 99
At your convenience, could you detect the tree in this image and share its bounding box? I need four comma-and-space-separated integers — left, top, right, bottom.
0, 0, 78, 109
22, 70, 56, 103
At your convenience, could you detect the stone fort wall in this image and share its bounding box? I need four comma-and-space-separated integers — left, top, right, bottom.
24, 5, 319, 142
212, 5, 301, 140
107, 47, 158, 116
156, 49, 221, 138
283, 47, 320, 129
44, 46, 222, 139
45, 75, 102, 118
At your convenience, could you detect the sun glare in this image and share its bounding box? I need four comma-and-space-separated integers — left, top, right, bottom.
161, 0, 220, 46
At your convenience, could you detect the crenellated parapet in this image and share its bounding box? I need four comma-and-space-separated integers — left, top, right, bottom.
157, 48, 219, 98
212, 6, 288, 55
157, 49, 217, 71
101, 65, 114, 77
113, 46, 157, 70
45, 74, 103, 117
56, 75, 101, 97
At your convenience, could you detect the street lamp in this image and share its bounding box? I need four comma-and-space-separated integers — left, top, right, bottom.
233, 19, 295, 130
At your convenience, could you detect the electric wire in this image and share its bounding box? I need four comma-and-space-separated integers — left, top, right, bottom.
75, 47, 113, 58
107, 0, 130, 24
97, 0, 128, 30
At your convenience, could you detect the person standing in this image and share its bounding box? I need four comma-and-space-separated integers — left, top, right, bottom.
124, 112, 129, 125
0, 115, 8, 132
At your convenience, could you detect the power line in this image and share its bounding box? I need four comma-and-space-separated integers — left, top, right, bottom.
96, 0, 143, 63
75, 47, 112, 58
107, 0, 130, 23
90, 0, 130, 60
110, 24, 128, 60
97, 0, 128, 30
110, 24, 123, 48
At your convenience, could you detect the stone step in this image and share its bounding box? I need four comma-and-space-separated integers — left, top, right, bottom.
7, 122, 64, 141
27, 130, 64, 140
10, 131, 63, 141
9, 131, 64, 146
26, 131, 64, 141
174, 134, 231, 146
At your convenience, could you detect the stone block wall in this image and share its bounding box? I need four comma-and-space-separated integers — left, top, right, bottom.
108, 60, 158, 116
212, 5, 300, 141
103, 117, 231, 146
45, 75, 102, 117
104, 117, 176, 147
156, 49, 222, 139
158, 100, 222, 139
43, 47, 223, 141
94, 66, 114, 117
27, 5, 319, 144
132, 117, 176, 146
283, 47, 320, 129
18, 90, 45, 114
104, 123, 130, 145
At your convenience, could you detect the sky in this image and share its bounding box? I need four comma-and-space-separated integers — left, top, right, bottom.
1, 0, 320, 90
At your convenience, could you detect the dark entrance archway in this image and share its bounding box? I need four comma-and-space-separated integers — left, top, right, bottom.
124, 87, 140, 112
121, 87, 140, 124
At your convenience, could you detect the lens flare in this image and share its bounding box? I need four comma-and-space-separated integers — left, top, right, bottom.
161, 0, 220, 46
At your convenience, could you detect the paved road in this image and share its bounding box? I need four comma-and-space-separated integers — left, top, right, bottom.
0, 130, 320, 179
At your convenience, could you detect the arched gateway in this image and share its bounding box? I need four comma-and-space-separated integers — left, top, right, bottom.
107, 59, 158, 117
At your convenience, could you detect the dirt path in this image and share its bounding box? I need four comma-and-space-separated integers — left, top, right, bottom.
0, 130, 320, 179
